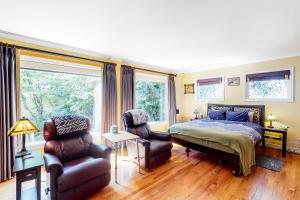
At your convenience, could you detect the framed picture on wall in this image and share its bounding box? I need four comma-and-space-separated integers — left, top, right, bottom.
184, 83, 195, 94
227, 77, 240, 86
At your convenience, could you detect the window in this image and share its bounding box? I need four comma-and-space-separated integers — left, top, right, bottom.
245, 68, 294, 102
20, 56, 102, 143
197, 76, 224, 101
135, 73, 168, 122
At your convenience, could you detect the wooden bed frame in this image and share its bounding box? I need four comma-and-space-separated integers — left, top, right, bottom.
172, 103, 265, 176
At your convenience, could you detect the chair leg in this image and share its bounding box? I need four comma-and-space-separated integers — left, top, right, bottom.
186, 147, 191, 157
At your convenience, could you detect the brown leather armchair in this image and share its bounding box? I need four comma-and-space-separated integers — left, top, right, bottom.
122, 112, 172, 169
43, 116, 112, 200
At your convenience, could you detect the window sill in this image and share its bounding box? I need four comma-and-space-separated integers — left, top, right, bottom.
26, 132, 102, 150
244, 98, 294, 103
197, 98, 224, 102
26, 141, 45, 151
148, 121, 168, 125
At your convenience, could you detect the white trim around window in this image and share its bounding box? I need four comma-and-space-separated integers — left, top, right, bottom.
20, 55, 103, 145
20, 55, 103, 77
243, 67, 294, 102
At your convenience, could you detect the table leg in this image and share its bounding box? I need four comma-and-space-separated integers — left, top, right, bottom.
282, 132, 287, 157
262, 131, 266, 148
136, 139, 141, 174
115, 142, 118, 183
16, 175, 21, 200
36, 167, 41, 200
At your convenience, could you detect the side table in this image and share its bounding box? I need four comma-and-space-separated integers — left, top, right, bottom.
12, 151, 44, 200
103, 131, 141, 183
262, 127, 288, 157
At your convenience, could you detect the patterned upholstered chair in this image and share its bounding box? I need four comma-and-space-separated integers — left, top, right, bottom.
43, 115, 112, 200
122, 110, 173, 169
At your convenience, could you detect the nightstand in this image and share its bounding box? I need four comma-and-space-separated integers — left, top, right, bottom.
12, 151, 44, 200
262, 127, 288, 157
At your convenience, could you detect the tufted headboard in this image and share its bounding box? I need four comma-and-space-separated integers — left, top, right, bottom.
207, 104, 265, 127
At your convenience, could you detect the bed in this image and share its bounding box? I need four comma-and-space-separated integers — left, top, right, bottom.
169, 104, 265, 176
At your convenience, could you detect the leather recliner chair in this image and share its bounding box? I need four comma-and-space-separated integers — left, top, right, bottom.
122, 112, 173, 169
43, 116, 112, 200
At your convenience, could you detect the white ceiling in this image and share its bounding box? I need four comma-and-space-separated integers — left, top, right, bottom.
1, 0, 300, 72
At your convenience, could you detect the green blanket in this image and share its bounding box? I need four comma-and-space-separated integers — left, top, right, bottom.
170, 123, 256, 176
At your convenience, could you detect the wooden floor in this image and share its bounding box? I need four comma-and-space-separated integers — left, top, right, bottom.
1, 145, 300, 200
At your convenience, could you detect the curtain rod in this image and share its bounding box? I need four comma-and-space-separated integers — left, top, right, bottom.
133, 67, 177, 77
1, 42, 177, 77
0, 42, 105, 64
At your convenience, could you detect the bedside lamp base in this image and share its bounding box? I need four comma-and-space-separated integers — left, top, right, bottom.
15, 134, 32, 158
268, 120, 274, 129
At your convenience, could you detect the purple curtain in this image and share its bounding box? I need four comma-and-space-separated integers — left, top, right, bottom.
0, 45, 17, 182
102, 62, 117, 133
168, 75, 177, 126
121, 65, 135, 115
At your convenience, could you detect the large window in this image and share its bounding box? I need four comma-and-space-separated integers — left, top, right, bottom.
135, 73, 168, 122
197, 76, 224, 101
245, 68, 293, 102
20, 56, 102, 143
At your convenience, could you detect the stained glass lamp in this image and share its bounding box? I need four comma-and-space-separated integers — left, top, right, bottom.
8, 117, 39, 157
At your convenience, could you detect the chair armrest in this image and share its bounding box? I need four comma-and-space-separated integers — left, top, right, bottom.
150, 131, 171, 141
90, 143, 112, 159
138, 138, 150, 148
43, 153, 63, 176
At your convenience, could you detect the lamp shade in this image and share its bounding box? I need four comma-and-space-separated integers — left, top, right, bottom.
267, 114, 275, 121
8, 117, 39, 136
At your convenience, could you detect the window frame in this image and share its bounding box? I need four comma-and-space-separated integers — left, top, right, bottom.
134, 72, 169, 123
20, 55, 103, 144
243, 67, 294, 102
196, 75, 225, 101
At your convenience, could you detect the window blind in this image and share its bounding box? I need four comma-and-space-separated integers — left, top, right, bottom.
246, 70, 290, 82
197, 77, 222, 86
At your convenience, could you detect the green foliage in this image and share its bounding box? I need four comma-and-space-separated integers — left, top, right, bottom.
248, 80, 288, 99
21, 69, 100, 142
198, 84, 222, 99
135, 80, 166, 121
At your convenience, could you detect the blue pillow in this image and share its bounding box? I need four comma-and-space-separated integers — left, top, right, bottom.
226, 111, 248, 122
208, 110, 226, 120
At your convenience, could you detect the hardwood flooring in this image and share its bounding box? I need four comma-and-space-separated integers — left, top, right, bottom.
1, 145, 299, 200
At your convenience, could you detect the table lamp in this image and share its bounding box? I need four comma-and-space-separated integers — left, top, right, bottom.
267, 114, 275, 128
193, 109, 200, 119
8, 117, 39, 158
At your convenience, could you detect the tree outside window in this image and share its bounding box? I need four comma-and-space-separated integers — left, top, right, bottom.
135, 78, 167, 122
21, 69, 101, 142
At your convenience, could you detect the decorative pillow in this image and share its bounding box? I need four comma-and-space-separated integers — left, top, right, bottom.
248, 111, 254, 123
208, 110, 226, 120
233, 107, 260, 124
127, 109, 149, 125
52, 115, 88, 136
226, 111, 248, 122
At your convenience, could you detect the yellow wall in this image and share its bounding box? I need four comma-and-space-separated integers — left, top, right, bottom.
176, 56, 300, 148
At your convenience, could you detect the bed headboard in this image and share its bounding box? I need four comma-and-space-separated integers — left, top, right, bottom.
207, 104, 265, 127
